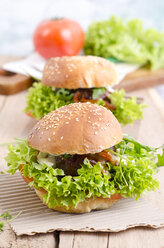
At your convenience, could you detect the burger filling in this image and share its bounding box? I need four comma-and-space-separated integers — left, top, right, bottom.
37, 149, 118, 176
6, 135, 163, 209
24, 83, 146, 125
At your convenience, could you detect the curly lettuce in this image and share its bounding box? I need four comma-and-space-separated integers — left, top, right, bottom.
24, 83, 74, 120
6, 137, 162, 209
25, 83, 145, 126
92, 88, 146, 125
84, 16, 164, 70
109, 89, 147, 126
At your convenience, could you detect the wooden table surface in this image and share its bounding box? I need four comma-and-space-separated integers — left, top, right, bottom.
0, 57, 164, 248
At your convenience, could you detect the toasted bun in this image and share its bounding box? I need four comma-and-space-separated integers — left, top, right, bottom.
28, 102, 122, 155
41, 56, 118, 89
35, 188, 122, 213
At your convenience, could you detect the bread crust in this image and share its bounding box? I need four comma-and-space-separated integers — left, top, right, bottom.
41, 56, 118, 89
28, 102, 122, 155
35, 188, 122, 213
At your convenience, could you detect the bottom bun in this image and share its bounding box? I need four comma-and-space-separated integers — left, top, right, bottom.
35, 188, 122, 213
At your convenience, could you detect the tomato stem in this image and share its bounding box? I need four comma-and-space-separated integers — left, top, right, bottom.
51, 17, 64, 21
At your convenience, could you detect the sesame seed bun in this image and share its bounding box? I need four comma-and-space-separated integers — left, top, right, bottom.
28, 102, 122, 155
41, 56, 118, 89
35, 188, 122, 213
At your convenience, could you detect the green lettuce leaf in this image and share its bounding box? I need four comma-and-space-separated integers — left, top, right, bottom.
84, 16, 164, 70
24, 83, 74, 120
6, 138, 160, 209
25, 84, 145, 126
157, 148, 164, 167
109, 89, 147, 126
92, 88, 106, 99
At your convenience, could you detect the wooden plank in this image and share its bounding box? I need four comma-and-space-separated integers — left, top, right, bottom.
115, 67, 164, 92
59, 232, 74, 248
59, 232, 108, 248
73, 232, 108, 248
0, 220, 57, 248
108, 228, 164, 248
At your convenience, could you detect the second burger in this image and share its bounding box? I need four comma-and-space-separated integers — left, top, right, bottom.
25, 56, 146, 126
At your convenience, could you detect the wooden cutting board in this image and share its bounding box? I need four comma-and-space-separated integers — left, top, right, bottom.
0, 56, 33, 95
115, 66, 164, 92
0, 55, 164, 95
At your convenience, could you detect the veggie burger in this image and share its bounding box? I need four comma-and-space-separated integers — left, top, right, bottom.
7, 102, 162, 213
25, 56, 145, 125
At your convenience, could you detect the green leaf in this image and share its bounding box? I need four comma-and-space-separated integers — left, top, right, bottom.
157, 149, 164, 167
25, 83, 145, 126
0, 222, 4, 231
6, 138, 162, 209
24, 83, 74, 120
92, 88, 106, 100
84, 16, 164, 70
109, 89, 147, 126
0, 211, 12, 219
0, 211, 22, 232
0, 211, 12, 232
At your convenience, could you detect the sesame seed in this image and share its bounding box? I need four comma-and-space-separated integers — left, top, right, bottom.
48, 138, 51, 141
61, 136, 63, 140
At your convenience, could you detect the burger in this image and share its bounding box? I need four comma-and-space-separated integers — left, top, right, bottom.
24, 56, 145, 126
6, 102, 162, 213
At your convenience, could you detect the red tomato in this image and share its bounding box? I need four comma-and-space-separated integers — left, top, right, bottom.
33, 18, 85, 59
19, 164, 33, 184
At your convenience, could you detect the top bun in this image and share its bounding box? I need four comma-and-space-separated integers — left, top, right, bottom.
41, 56, 118, 89
28, 103, 122, 155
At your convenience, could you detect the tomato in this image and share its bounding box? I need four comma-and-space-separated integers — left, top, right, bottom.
19, 164, 33, 184
33, 18, 85, 59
